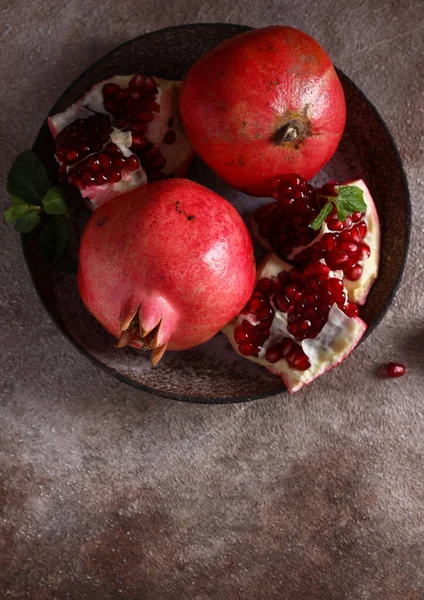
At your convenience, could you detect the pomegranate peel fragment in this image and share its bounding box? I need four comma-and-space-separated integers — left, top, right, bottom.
251, 176, 380, 306
222, 254, 367, 393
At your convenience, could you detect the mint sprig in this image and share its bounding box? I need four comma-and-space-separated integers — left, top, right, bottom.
4, 150, 76, 273
309, 185, 367, 231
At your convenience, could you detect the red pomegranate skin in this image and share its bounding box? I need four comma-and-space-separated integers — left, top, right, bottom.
180, 26, 346, 196
78, 179, 256, 351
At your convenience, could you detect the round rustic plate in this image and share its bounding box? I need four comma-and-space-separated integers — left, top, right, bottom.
23, 23, 410, 403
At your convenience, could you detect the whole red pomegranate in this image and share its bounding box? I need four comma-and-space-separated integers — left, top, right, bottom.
78, 179, 256, 363
180, 26, 346, 196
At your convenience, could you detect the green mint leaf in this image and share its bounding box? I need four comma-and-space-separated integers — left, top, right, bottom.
336, 185, 367, 218
7, 150, 50, 206
9, 194, 28, 207
39, 216, 68, 264
14, 211, 41, 233
309, 200, 334, 231
42, 186, 68, 216
4, 203, 39, 224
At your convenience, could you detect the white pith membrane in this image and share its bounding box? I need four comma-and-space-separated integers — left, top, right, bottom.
222, 254, 367, 393
250, 180, 380, 306
48, 74, 192, 209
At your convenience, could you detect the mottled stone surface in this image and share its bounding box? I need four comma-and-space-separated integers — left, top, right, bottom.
0, 2, 423, 599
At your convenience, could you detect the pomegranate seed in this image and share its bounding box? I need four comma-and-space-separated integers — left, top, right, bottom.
257, 278, 272, 295
290, 352, 311, 371
129, 74, 146, 89
256, 305, 274, 321
131, 135, 150, 151
239, 342, 255, 356
144, 77, 157, 91
344, 265, 363, 281
125, 155, 140, 171
265, 344, 283, 363
248, 295, 264, 314
358, 243, 371, 260
310, 262, 330, 279
94, 173, 108, 185
380, 362, 406, 378
274, 293, 290, 312
102, 83, 121, 98
113, 156, 127, 169
344, 303, 359, 318
330, 251, 349, 266
350, 228, 362, 243
234, 326, 249, 344
108, 169, 122, 183
352, 211, 363, 223
338, 241, 358, 254
163, 130, 176, 145
357, 222, 368, 239
65, 149, 79, 164
82, 171, 96, 184
276, 339, 291, 359
98, 152, 112, 170
327, 217, 344, 231
321, 233, 335, 251
132, 122, 148, 134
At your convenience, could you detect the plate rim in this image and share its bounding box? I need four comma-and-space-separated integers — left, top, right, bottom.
23, 22, 411, 404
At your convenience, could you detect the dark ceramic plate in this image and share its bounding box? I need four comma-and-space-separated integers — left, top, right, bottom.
24, 23, 410, 403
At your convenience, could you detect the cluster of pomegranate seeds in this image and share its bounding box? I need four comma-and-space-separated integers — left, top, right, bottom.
54, 74, 177, 189
253, 174, 320, 255
252, 174, 370, 283
296, 208, 370, 281
233, 261, 358, 371
67, 143, 139, 188
55, 114, 112, 166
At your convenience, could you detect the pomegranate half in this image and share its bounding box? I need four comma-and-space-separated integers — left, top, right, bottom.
251, 176, 380, 305
78, 179, 256, 363
180, 26, 346, 196
222, 254, 367, 393
49, 74, 193, 210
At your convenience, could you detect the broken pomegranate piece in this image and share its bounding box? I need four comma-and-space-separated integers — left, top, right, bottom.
251, 175, 380, 305
222, 254, 367, 393
48, 74, 193, 210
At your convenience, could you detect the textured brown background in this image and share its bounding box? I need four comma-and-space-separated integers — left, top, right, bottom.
1, 1, 423, 599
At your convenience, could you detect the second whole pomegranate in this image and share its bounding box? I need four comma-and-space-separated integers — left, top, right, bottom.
78, 179, 256, 363
180, 26, 346, 196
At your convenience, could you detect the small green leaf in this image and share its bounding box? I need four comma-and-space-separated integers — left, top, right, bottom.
7, 150, 50, 206
4, 203, 32, 224
42, 186, 68, 216
39, 216, 68, 263
309, 200, 334, 231
9, 194, 28, 207
14, 211, 41, 233
336, 185, 367, 219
